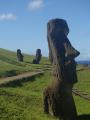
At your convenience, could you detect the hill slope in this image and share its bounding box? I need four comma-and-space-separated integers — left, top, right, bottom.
0, 48, 50, 78
0, 48, 90, 120
0, 70, 90, 120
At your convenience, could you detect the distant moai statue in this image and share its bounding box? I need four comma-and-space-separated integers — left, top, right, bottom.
36, 49, 42, 63
17, 49, 24, 62
32, 49, 42, 64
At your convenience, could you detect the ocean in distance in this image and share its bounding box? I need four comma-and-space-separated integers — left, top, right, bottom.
77, 60, 90, 66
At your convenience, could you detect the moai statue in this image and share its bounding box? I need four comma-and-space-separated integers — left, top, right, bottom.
17, 49, 24, 62
32, 49, 42, 64
43, 18, 80, 120
36, 49, 42, 64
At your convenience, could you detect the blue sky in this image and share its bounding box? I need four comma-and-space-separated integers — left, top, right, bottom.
0, 0, 90, 60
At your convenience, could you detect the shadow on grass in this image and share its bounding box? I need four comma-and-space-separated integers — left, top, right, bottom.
0, 74, 43, 88
78, 114, 90, 120
25, 61, 32, 64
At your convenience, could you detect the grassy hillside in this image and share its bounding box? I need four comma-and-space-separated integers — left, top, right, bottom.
74, 69, 90, 115
0, 48, 90, 120
0, 70, 90, 120
0, 48, 50, 78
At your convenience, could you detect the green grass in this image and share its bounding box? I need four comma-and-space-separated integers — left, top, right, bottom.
74, 69, 90, 93
0, 48, 90, 120
0, 72, 56, 120
0, 70, 90, 120
74, 69, 90, 115
0, 48, 50, 78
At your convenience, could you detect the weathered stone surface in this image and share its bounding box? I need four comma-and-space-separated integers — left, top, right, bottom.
43, 82, 78, 120
17, 49, 24, 62
43, 18, 80, 120
43, 81, 63, 118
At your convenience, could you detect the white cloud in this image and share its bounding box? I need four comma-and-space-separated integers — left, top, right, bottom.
28, 0, 44, 11
0, 13, 16, 21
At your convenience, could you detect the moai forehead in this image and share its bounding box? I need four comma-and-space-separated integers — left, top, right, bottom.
47, 18, 69, 35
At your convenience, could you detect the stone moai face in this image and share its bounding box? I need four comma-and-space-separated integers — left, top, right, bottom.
47, 19, 69, 67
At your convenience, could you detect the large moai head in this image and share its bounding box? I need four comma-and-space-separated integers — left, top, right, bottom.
47, 18, 69, 37
17, 49, 23, 62
47, 18, 70, 66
